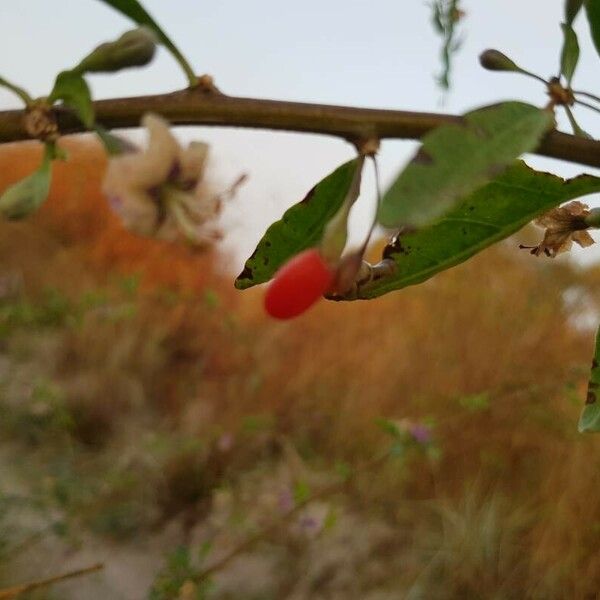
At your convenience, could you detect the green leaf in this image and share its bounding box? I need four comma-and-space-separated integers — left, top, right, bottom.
96, 0, 196, 86
0, 145, 52, 219
350, 162, 600, 300
377, 102, 553, 228
49, 71, 94, 128
235, 158, 362, 290
560, 22, 580, 83
585, 0, 600, 58
579, 326, 600, 433
566, 0, 584, 24
293, 480, 311, 505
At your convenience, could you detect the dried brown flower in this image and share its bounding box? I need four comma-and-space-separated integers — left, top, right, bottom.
520, 200, 595, 257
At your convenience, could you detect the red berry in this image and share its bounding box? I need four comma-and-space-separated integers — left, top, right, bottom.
264, 249, 334, 319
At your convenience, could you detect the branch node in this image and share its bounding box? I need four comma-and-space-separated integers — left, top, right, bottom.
547, 77, 575, 107
194, 74, 223, 95
22, 100, 59, 142
354, 136, 380, 156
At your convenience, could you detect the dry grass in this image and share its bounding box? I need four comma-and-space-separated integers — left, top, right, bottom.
1, 140, 600, 598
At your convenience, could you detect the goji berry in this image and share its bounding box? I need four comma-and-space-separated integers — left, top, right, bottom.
264, 248, 334, 319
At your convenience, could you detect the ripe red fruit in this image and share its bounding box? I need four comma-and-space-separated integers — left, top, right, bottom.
264, 248, 334, 319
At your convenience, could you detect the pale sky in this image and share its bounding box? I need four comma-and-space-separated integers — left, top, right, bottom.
1, 1, 600, 269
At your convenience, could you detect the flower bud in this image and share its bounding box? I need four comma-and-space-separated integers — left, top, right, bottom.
584, 208, 600, 229
479, 49, 522, 73
76, 27, 157, 74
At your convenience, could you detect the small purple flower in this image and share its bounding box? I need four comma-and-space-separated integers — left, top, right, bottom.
297, 514, 325, 537
408, 423, 431, 445
298, 515, 320, 532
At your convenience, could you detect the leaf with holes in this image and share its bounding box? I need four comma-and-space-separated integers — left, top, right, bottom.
579, 326, 600, 432
377, 102, 553, 228
235, 158, 362, 290
49, 71, 94, 128
97, 0, 195, 84
346, 162, 600, 300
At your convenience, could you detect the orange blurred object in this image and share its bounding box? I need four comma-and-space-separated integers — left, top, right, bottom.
0, 136, 222, 294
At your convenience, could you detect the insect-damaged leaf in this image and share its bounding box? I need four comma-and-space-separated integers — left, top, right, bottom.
579, 326, 600, 433
348, 162, 600, 300
377, 102, 553, 228
235, 158, 362, 290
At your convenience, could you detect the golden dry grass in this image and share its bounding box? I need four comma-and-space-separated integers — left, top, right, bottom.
1, 139, 600, 597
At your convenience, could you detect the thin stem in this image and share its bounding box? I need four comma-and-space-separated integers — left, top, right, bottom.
1, 89, 600, 168
360, 155, 383, 251
0, 76, 32, 106
564, 105, 590, 138
0, 563, 103, 599
573, 90, 600, 105
169, 48, 197, 88
575, 99, 600, 115
516, 68, 548, 86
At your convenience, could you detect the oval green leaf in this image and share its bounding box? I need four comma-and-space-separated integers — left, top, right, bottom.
560, 23, 580, 84
0, 146, 52, 219
49, 71, 94, 128
377, 102, 554, 228
585, 0, 600, 58
235, 158, 362, 290
349, 162, 600, 300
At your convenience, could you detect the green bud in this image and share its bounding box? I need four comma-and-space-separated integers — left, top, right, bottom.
0, 147, 52, 219
585, 208, 600, 228
76, 27, 157, 74
479, 49, 522, 73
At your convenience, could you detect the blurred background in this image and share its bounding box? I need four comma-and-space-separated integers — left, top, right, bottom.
1, 1, 600, 598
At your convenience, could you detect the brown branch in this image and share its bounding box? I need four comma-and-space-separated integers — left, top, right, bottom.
0, 88, 599, 168
0, 563, 103, 599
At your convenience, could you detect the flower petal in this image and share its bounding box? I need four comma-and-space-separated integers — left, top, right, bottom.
573, 230, 595, 248
179, 141, 209, 183
139, 113, 180, 186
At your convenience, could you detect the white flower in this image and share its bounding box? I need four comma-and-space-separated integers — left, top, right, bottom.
102, 113, 221, 246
